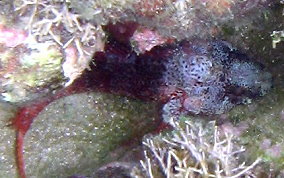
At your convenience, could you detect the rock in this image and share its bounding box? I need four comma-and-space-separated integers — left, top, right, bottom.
21, 92, 159, 177
0, 34, 65, 103
0, 102, 17, 177
69, 0, 274, 40
94, 162, 139, 178
226, 88, 284, 172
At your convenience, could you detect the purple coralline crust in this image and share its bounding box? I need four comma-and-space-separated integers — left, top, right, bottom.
88, 39, 271, 122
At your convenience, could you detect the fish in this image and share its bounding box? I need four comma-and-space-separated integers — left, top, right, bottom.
89, 39, 272, 122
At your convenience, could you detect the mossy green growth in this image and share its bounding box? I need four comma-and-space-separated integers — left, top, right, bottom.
22, 92, 159, 177
220, 3, 284, 67
19, 43, 62, 87
68, 0, 134, 23
2, 42, 65, 103
228, 88, 284, 170
217, 3, 284, 172
0, 102, 18, 178
221, 24, 235, 36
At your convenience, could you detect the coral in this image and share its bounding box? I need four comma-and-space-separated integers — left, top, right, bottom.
131, 26, 171, 54
14, 0, 106, 85
0, 25, 64, 103
272, 30, 284, 48
0, 25, 27, 47
0, 0, 111, 102
140, 119, 261, 177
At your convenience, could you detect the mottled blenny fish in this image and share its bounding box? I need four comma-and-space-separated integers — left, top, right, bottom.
90, 39, 272, 122
12, 38, 272, 178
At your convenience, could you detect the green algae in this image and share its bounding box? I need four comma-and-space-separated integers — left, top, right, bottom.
1, 41, 65, 103
0, 102, 17, 178
227, 88, 284, 170
216, 4, 284, 171
21, 92, 159, 177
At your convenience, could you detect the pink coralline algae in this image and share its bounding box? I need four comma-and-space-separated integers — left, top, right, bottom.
90, 39, 272, 122
131, 27, 170, 53
0, 25, 27, 47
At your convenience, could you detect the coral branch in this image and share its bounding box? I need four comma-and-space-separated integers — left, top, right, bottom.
14, 0, 105, 84
141, 120, 261, 177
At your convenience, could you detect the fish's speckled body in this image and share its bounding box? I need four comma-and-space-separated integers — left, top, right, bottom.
159, 40, 272, 121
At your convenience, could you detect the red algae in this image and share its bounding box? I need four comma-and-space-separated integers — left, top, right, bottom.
11, 74, 89, 178
0, 25, 27, 47
104, 22, 139, 44
13, 100, 51, 178
131, 26, 174, 53
15, 132, 25, 178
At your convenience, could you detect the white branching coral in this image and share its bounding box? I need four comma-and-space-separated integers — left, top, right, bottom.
14, 0, 105, 85
141, 120, 261, 178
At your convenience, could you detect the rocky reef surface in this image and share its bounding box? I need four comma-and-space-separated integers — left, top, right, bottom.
0, 92, 159, 177
0, 102, 17, 178
0, 0, 283, 177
